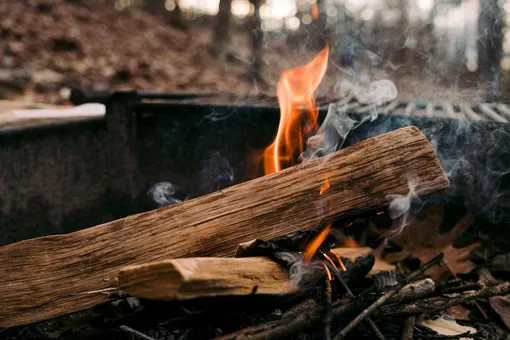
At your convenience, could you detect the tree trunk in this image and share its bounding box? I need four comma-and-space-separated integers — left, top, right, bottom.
250, 0, 263, 81
478, 0, 503, 102
212, 0, 233, 57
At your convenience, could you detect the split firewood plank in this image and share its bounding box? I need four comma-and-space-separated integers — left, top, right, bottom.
116, 247, 395, 301
0, 126, 449, 327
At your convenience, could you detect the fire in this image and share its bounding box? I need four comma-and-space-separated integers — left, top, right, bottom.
263, 46, 329, 174
319, 174, 331, 195
330, 251, 347, 272
340, 236, 358, 248
311, 4, 319, 20
304, 224, 331, 261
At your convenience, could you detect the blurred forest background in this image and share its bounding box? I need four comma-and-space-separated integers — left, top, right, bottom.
0, 0, 509, 104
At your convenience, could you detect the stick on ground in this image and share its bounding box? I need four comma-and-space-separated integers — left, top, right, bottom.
380, 281, 510, 317
333, 253, 444, 340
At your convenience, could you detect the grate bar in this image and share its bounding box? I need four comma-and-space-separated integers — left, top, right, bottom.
496, 103, 510, 121
443, 103, 459, 119
478, 104, 508, 123
353, 100, 510, 123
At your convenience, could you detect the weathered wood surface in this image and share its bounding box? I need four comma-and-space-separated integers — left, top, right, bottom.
116, 247, 394, 301
0, 126, 449, 327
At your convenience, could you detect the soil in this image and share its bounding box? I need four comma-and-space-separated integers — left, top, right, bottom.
1, 0, 509, 106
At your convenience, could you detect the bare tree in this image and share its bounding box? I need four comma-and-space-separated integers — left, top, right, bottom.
249, 0, 263, 81
140, 0, 186, 30
212, 0, 233, 57
478, 0, 503, 102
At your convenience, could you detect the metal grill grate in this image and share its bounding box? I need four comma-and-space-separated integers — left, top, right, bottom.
347, 101, 510, 123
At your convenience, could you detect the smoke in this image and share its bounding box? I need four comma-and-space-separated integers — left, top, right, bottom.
387, 180, 421, 236
195, 151, 234, 196
343, 103, 510, 225
301, 78, 397, 162
146, 182, 181, 208
275, 251, 330, 288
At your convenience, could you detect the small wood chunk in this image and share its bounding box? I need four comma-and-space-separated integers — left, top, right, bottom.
117, 247, 395, 301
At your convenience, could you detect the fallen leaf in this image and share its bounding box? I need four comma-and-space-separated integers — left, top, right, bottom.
420, 317, 477, 339
374, 204, 480, 280
448, 305, 471, 320
489, 295, 510, 331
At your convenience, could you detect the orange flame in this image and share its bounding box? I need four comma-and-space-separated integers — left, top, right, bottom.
319, 174, 331, 195
340, 236, 358, 248
323, 253, 339, 272
322, 262, 332, 280
330, 251, 347, 272
263, 46, 329, 174
311, 4, 319, 21
304, 224, 331, 261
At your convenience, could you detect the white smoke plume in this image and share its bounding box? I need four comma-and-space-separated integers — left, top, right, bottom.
387, 180, 422, 236
147, 182, 181, 208
301, 79, 397, 162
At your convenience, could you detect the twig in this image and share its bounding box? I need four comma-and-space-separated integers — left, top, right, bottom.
440, 283, 481, 294
216, 274, 441, 340
334, 253, 444, 340
334, 272, 386, 340
120, 325, 156, 340
401, 316, 415, 340
442, 259, 488, 320
324, 278, 332, 340
380, 281, 510, 316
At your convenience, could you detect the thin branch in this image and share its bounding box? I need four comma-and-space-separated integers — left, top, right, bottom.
119, 325, 156, 340
401, 316, 416, 340
380, 281, 510, 316
334, 253, 444, 340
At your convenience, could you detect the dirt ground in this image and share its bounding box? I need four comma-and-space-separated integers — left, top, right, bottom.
0, 0, 508, 105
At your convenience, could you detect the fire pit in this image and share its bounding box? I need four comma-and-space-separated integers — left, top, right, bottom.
2, 49, 510, 339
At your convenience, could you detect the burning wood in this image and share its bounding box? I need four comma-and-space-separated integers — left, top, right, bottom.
0, 126, 448, 328
116, 248, 394, 301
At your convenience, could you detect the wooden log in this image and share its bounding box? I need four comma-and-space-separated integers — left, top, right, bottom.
116, 248, 394, 301
0, 126, 449, 327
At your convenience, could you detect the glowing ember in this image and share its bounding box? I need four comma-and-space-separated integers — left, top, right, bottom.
263, 46, 329, 174
304, 224, 331, 260
319, 174, 331, 195
330, 251, 347, 272
340, 236, 358, 248
322, 252, 339, 271
376, 211, 384, 215
322, 262, 332, 280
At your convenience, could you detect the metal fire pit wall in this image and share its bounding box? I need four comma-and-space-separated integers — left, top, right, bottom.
0, 92, 509, 245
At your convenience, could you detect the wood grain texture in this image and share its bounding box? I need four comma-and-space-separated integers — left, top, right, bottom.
0, 126, 449, 327
116, 247, 394, 301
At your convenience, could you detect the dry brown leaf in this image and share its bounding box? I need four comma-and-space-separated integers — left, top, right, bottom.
374, 204, 480, 280
489, 295, 510, 330
447, 305, 470, 320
